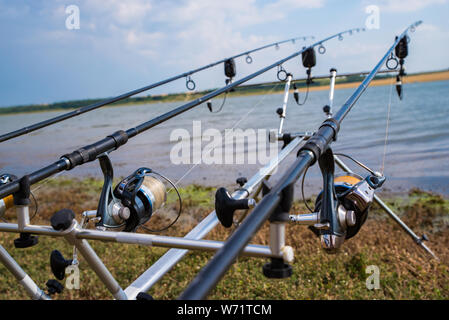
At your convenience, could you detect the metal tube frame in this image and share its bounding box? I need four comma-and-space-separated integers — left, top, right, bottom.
278, 74, 293, 135
327, 68, 337, 117
0, 244, 50, 300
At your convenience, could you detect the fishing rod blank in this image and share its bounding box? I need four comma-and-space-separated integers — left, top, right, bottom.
0, 27, 364, 200
0, 35, 314, 144
179, 21, 422, 300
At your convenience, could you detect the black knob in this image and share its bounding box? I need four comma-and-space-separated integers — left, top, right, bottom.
215, 187, 252, 228
136, 292, 154, 300
323, 105, 331, 114
46, 279, 64, 295
236, 177, 247, 187
50, 209, 75, 231
276, 108, 283, 116
50, 250, 73, 280
14, 233, 38, 249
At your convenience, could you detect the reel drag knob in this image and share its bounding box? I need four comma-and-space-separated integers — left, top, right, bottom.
215, 187, 255, 228
111, 203, 130, 224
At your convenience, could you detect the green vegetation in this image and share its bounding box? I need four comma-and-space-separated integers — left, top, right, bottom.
0, 178, 448, 300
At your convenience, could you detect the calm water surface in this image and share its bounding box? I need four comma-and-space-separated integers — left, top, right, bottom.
1, 80, 448, 196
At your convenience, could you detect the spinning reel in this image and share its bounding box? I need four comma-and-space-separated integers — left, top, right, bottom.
309, 149, 385, 252
96, 155, 181, 232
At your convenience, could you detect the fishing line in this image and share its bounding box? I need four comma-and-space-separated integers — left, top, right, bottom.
301, 163, 314, 213
139, 172, 183, 233
29, 191, 38, 221
381, 76, 394, 175
294, 83, 310, 106
208, 92, 228, 113
171, 82, 283, 189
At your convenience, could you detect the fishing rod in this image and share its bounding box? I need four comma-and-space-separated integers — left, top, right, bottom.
179, 21, 423, 300
0, 35, 316, 144
0, 27, 364, 201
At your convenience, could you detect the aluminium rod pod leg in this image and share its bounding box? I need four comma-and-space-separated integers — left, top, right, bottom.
262, 182, 294, 278
50, 209, 128, 300
0, 244, 50, 300
323, 68, 337, 117
13, 175, 38, 248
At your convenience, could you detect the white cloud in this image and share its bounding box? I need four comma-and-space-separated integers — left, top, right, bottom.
379, 0, 447, 12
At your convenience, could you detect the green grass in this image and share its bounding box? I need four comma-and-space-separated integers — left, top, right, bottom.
0, 178, 448, 300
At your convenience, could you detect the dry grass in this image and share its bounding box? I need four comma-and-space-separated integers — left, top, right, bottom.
0, 178, 448, 300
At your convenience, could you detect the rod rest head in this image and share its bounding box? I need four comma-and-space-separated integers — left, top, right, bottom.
50, 209, 75, 231
50, 250, 73, 280
215, 187, 253, 228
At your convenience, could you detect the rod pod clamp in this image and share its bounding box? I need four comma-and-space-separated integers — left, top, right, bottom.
261, 181, 294, 278
214, 187, 255, 228
12, 175, 39, 249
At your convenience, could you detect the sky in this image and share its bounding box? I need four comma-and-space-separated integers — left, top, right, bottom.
0, 0, 448, 107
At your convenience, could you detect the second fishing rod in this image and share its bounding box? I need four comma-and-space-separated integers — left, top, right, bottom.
0, 27, 364, 200
0, 35, 317, 144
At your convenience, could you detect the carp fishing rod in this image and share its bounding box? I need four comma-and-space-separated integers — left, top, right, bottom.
0, 35, 317, 144
179, 21, 423, 300
0, 27, 364, 201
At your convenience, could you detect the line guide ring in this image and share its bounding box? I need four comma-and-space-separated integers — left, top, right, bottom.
186, 76, 196, 91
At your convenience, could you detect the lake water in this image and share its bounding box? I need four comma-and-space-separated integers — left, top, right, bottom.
1, 80, 448, 197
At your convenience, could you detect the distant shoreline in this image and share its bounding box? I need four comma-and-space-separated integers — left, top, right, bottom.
1, 69, 448, 116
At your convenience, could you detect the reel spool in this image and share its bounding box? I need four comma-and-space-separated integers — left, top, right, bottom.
96, 156, 181, 232
113, 170, 167, 231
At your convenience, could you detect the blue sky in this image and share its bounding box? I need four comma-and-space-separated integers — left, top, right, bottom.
0, 0, 448, 107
